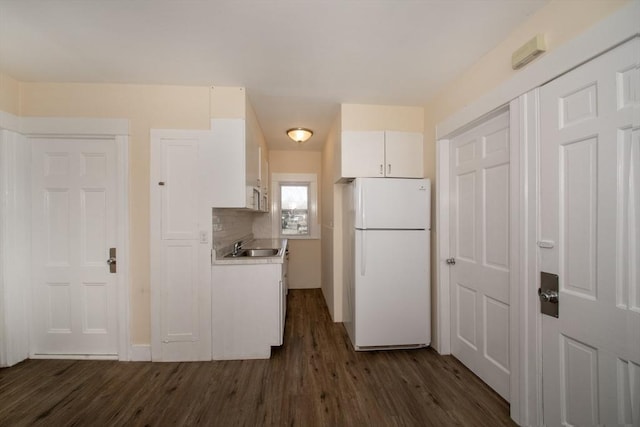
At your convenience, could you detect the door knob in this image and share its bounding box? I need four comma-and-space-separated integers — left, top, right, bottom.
446, 258, 456, 265
538, 288, 558, 303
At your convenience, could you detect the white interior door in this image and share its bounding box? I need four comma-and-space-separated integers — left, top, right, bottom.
449, 110, 511, 400
31, 138, 118, 356
539, 37, 640, 426
150, 131, 212, 362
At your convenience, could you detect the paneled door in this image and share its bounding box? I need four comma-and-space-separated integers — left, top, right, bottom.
31, 138, 118, 356
150, 130, 212, 362
539, 37, 640, 426
449, 110, 511, 400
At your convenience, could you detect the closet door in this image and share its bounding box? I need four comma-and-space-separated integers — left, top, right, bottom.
150, 130, 212, 362
449, 110, 511, 401
539, 37, 640, 427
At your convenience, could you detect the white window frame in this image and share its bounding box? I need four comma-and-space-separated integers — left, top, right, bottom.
271, 173, 320, 240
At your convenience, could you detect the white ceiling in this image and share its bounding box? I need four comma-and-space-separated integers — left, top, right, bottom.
0, 0, 549, 151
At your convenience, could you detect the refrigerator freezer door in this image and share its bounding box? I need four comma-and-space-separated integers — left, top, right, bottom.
355, 178, 430, 230
354, 229, 430, 348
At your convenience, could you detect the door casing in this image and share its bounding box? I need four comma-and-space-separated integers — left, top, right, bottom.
0, 116, 130, 364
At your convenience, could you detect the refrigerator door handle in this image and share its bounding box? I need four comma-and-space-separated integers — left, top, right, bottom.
360, 231, 366, 276
358, 182, 365, 229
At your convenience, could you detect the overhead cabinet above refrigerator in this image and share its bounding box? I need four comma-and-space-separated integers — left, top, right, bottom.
335, 131, 423, 182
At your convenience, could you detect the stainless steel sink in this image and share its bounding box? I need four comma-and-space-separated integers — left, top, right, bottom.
223, 248, 280, 258
245, 248, 280, 257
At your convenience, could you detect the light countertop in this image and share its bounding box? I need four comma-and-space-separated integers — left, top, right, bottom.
212, 238, 288, 265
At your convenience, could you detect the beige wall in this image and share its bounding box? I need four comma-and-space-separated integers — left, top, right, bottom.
20, 82, 211, 344
269, 150, 323, 289
423, 0, 630, 181
0, 73, 20, 115
342, 104, 424, 132
210, 86, 246, 119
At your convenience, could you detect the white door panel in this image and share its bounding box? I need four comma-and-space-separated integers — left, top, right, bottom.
450, 110, 511, 400
540, 37, 640, 427
31, 138, 118, 355
161, 241, 199, 343
161, 140, 199, 240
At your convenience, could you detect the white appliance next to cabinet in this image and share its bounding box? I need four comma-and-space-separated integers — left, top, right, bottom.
343, 178, 430, 350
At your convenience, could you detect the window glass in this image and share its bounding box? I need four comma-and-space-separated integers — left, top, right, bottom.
280, 184, 309, 236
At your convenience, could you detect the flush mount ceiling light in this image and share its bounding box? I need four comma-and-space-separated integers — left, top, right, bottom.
286, 128, 313, 144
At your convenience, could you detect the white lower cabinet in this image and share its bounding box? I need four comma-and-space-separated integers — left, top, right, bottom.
211, 263, 285, 360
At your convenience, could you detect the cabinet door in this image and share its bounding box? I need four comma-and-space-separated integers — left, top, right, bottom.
245, 123, 260, 189
385, 131, 423, 178
161, 140, 199, 239
259, 147, 269, 212
341, 131, 385, 178
208, 119, 246, 208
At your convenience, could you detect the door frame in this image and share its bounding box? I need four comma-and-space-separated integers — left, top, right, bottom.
434, 2, 639, 425
0, 115, 130, 363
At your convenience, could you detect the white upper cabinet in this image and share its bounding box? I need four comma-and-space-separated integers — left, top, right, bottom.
384, 131, 423, 178
338, 130, 423, 181
342, 131, 386, 177
206, 118, 249, 209
208, 86, 268, 211
259, 146, 269, 212
207, 118, 267, 211
245, 115, 260, 190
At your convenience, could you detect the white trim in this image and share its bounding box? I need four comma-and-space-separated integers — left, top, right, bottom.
149, 130, 162, 361
30, 354, 118, 361
508, 98, 522, 422
434, 138, 450, 355
517, 89, 544, 427
437, 1, 640, 140
21, 117, 129, 136
0, 130, 31, 367
271, 173, 321, 240
116, 135, 131, 361
129, 344, 152, 362
0, 110, 21, 133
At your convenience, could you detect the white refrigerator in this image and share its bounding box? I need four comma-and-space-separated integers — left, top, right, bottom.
343, 178, 430, 350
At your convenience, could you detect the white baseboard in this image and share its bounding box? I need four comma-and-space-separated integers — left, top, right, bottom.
129, 344, 151, 361
30, 354, 118, 361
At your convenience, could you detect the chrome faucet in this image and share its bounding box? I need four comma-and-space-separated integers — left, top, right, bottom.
232, 241, 242, 256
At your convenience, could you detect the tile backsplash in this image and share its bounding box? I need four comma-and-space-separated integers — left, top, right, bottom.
212, 209, 255, 251
211, 208, 274, 253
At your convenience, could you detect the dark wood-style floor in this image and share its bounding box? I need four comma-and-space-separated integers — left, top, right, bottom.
0, 289, 515, 426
